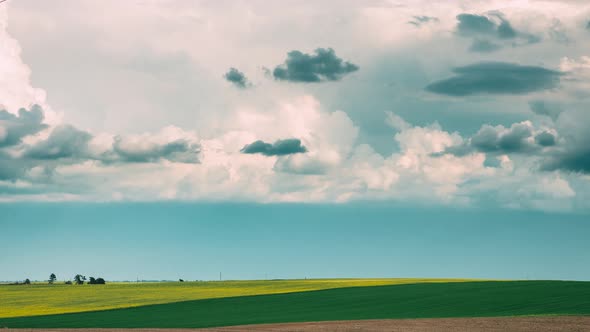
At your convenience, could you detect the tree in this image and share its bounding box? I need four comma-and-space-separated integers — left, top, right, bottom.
64, 281, 72, 285
24, 278, 31, 285
179, 279, 184, 282
49, 273, 57, 284
74, 274, 86, 285
95, 278, 106, 284
88, 277, 96, 284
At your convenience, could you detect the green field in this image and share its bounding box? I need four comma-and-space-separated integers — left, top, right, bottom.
1, 280, 589, 328
0, 278, 472, 318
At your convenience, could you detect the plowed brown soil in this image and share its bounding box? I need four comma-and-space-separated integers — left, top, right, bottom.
5, 316, 590, 332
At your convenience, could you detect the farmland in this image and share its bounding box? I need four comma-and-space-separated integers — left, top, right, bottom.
0, 280, 589, 329
0, 278, 472, 318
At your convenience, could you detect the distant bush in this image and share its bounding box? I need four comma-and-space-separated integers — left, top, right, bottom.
88, 277, 106, 285
24, 278, 31, 285
179, 279, 184, 282
64, 281, 72, 285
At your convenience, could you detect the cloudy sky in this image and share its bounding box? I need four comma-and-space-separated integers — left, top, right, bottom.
2, 0, 590, 281
1, 0, 590, 210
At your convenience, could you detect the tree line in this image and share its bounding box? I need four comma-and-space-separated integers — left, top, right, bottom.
11, 273, 106, 285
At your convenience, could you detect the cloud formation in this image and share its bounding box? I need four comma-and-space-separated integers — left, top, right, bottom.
441, 121, 554, 156
0, 106, 47, 147
456, 14, 502, 37
111, 136, 200, 163
2, 1, 590, 210
426, 62, 562, 96
535, 131, 557, 147
24, 125, 92, 160
469, 39, 501, 53
241, 138, 307, 156
542, 147, 590, 174
455, 12, 539, 53
529, 100, 563, 121
272, 48, 359, 82
223, 67, 251, 89
408, 16, 438, 27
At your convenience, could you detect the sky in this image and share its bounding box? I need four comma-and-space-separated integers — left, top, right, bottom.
1, 203, 589, 282
1, 0, 590, 281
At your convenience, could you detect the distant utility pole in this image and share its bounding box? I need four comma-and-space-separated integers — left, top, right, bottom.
219, 272, 222, 281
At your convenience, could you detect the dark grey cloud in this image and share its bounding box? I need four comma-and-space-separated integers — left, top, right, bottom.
241, 138, 307, 156
542, 147, 590, 173
111, 137, 200, 163
455, 13, 538, 53
456, 14, 498, 36
497, 19, 517, 39
496, 124, 535, 152
535, 131, 556, 147
0, 124, 90, 182
0, 105, 202, 185
408, 16, 439, 27
439, 122, 551, 158
224, 67, 251, 89
469, 39, 501, 53
426, 62, 562, 96
456, 12, 516, 39
24, 125, 92, 160
472, 123, 535, 153
272, 48, 359, 83
0, 152, 30, 181
529, 100, 563, 121
537, 106, 590, 174
586, 21, 590, 30
0, 106, 47, 148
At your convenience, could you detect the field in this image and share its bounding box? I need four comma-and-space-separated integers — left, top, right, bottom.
0, 280, 589, 329
0, 278, 472, 318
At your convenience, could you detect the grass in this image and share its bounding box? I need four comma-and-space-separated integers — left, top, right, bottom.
0, 278, 473, 318
0, 281, 588, 328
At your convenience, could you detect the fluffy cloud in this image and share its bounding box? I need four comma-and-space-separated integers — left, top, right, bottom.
426, 62, 562, 96
223, 67, 251, 89
241, 138, 307, 156
272, 48, 359, 82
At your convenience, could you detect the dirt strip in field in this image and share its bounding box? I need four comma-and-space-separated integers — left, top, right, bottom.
4, 316, 590, 332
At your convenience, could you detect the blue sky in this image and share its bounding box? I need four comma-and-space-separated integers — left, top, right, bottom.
1, 203, 589, 282
1, 1, 590, 281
